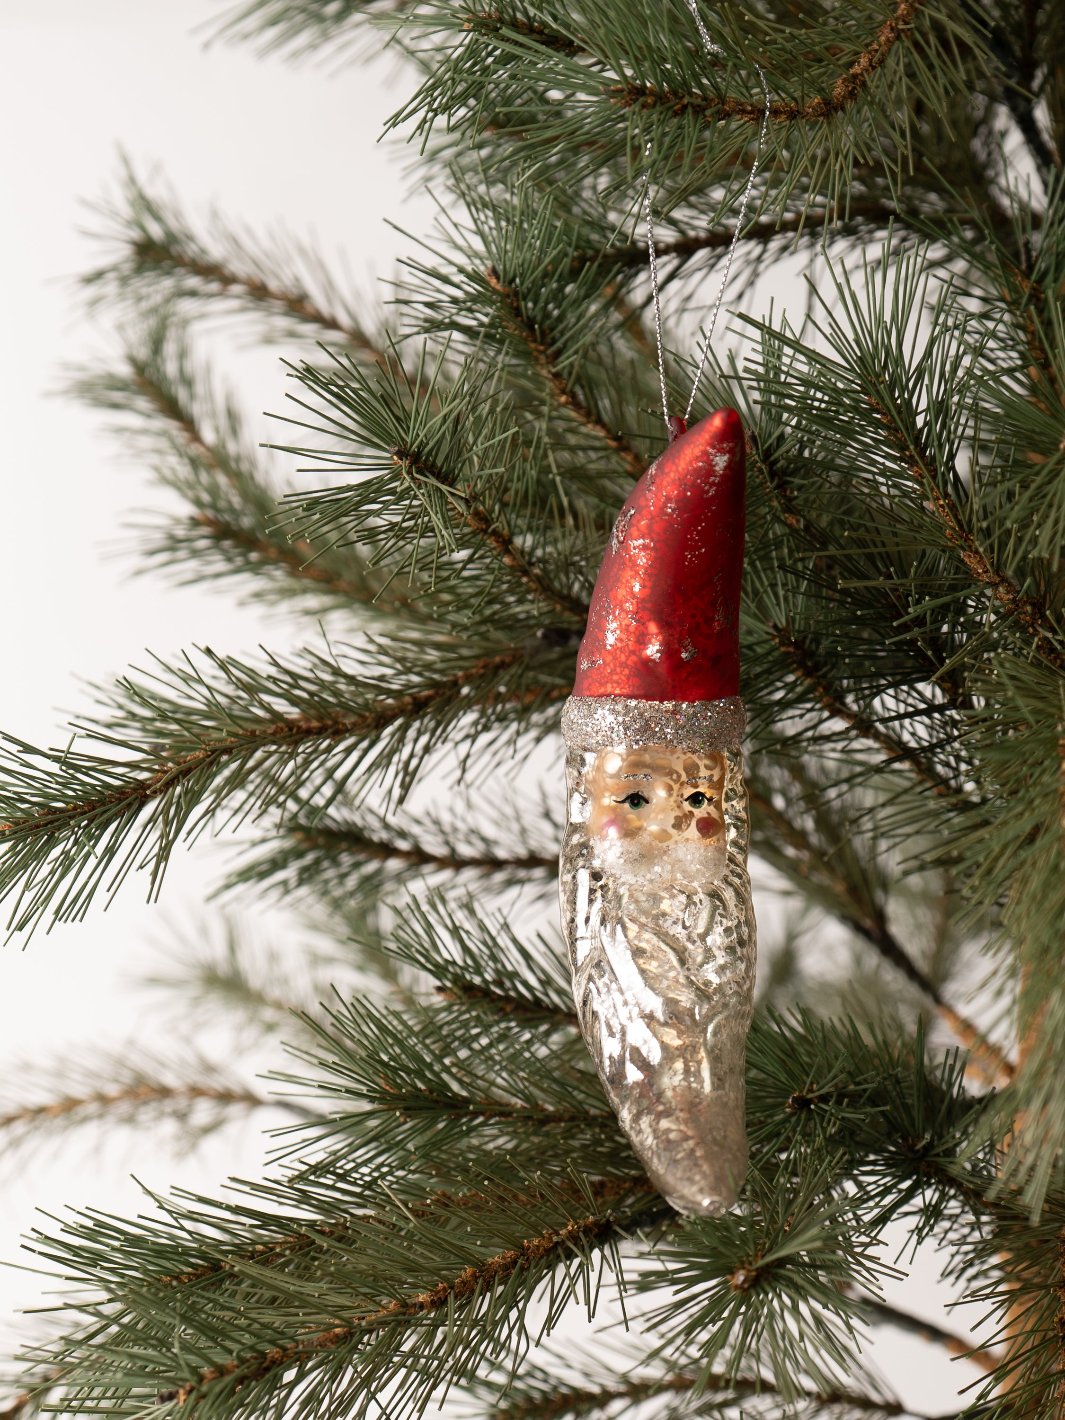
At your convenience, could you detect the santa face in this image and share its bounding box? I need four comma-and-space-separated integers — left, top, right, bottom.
588, 745, 725, 841
585, 746, 728, 890
560, 737, 756, 1216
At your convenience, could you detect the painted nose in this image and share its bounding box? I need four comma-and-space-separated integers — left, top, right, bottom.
645, 793, 677, 841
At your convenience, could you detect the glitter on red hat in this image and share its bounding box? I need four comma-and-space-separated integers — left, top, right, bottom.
573, 408, 746, 702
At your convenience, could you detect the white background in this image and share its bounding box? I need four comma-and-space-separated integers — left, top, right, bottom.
0, 0, 433, 1362
0, 4, 988, 1412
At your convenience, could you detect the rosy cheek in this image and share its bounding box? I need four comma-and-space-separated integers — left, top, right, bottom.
695, 815, 720, 839
599, 816, 624, 839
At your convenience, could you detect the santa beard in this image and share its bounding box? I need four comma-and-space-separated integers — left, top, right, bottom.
560, 748, 756, 1216
589, 832, 727, 892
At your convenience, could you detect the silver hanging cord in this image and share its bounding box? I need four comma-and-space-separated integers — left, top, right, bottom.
643, 0, 771, 437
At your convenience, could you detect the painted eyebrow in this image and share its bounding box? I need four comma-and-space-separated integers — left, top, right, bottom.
620, 772, 652, 781
684, 776, 719, 785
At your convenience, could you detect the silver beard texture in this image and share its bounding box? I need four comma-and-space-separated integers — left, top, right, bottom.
559, 738, 756, 1216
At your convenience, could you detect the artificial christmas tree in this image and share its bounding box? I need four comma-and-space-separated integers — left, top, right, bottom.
2, 2, 1064, 1418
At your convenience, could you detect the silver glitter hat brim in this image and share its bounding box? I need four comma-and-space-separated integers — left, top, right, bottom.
561, 695, 745, 752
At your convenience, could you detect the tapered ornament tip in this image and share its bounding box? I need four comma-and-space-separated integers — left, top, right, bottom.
702, 405, 743, 440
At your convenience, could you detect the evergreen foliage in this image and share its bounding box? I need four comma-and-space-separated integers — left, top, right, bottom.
2, 1, 1064, 1417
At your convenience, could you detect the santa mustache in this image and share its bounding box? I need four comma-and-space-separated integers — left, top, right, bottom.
588, 831, 728, 893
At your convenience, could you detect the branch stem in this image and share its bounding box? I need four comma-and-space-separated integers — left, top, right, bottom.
288, 821, 557, 875
610, 0, 926, 125
485, 268, 646, 478
434, 982, 578, 1026
129, 240, 379, 354
191, 513, 403, 606
165, 1179, 659, 1407
131, 364, 411, 611
0, 651, 557, 846
156, 1178, 650, 1290
390, 445, 587, 616
768, 624, 955, 795
575, 202, 899, 275
491, 1365, 957, 1420
0, 1082, 266, 1131
748, 780, 1014, 1085
849, 1291, 1000, 1373
867, 398, 1064, 671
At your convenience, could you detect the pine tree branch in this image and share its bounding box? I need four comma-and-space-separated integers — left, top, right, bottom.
0, 1375, 58, 1420
190, 512, 406, 606
144, 930, 324, 1033
131, 368, 215, 467
484, 267, 645, 477
745, 426, 810, 533
604, 287, 656, 363
0, 1393, 30, 1420
997, 958, 1055, 1393
574, 203, 900, 275
281, 990, 615, 1126
161, 1178, 658, 1408
0, 1082, 266, 1131
26, 655, 521, 829
2, 711, 335, 841
88, 166, 393, 359
746, 429, 974, 713
747, 781, 1015, 1085
935, 1007, 1015, 1087
610, 0, 927, 125
380, 901, 579, 1029
126, 238, 380, 352
0, 1051, 321, 1149
490, 1366, 955, 1420
912, 1157, 1026, 1226
288, 820, 557, 876
98, 190, 441, 408
212, 0, 410, 58
77, 324, 430, 619
999, 257, 1065, 423
389, 445, 587, 616
849, 1292, 1000, 1373
466, 0, 927, 134
974, 3, 1060, 185
223, 804, 561, 905
851, 921, 1015, 1086
0, 647, 562, 925
1020, 284, 1065, 412
382, 1096, 597, 1125
768, 624, 957, 795
124, 358, 416, 611
154, 1179, 646, 1290
463, 10, 583, 58
866, 399, 1065, 671
0, 1395, 37, 1420
578, 217, 800, 272
433, 981, 578, 1026
747, 784, 927, 993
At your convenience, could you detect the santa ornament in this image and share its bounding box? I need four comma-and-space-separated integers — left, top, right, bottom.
556, 0, 768, 1214
559, 408, 756, 1216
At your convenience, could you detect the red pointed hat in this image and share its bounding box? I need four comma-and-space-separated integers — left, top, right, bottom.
573, 407, 746, 702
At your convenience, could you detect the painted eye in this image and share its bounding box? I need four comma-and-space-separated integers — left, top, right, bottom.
615, 792, 648, 810
685, 791, 709, 808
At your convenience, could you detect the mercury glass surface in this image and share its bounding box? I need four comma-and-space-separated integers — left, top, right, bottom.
559, 727, 756, 1216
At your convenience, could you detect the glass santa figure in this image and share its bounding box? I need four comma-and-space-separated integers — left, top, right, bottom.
559, 407, 756, 1216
